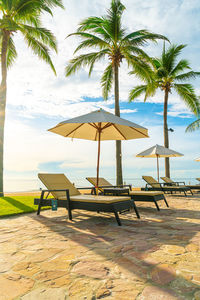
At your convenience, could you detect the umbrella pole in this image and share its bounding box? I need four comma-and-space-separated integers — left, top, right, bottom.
96, 129, 101, 194
156, 155, 159, 182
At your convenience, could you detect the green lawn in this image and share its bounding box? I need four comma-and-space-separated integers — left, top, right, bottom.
0, 196, 50, 217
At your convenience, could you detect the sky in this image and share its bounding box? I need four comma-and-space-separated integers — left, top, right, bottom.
3, 0, 200, 191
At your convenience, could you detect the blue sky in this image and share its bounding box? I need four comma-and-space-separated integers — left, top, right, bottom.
3, 0, 200, 191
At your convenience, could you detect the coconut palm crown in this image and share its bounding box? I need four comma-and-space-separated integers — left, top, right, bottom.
129, 44, 200, 177
65, 0, 168, 185
0, 0, 64, 196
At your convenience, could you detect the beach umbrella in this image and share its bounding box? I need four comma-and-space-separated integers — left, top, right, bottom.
195, 157, 200, 161
48, 109, 149, 188
136, 144, 183, 182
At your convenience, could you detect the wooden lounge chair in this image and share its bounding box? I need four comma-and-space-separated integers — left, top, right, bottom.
86, 177, 169, 211
161, 176, 199, 193
34, 173, 135, 226
143, 176, 191, 196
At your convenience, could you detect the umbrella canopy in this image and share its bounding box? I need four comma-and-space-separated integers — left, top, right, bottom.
195, 157, 200, 161
136, 144, 183, 181
49, 109, 149, 188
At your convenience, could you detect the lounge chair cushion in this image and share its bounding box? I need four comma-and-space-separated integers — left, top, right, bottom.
38, 173, 80, 198
59, 194, 130, 204
129, 191, 164, 196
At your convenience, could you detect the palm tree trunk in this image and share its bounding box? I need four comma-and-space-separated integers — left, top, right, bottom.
114, 62, 123, 185
0, 30, 9, 197
163, 88, 170, 178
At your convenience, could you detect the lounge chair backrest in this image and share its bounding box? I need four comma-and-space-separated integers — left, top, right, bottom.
161, 177, 173, 183
86, 177, 112, 191
38, 173, 80, 199
142, 176, 160, 188
196, 178, 200, 182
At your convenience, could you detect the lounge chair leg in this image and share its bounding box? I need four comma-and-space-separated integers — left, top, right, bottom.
114, 211, 121, 226
163, 196, 169, 207
37, 191, 44, 215
190, 189, 193, 195
131, 199, 140, 219
184, 190, 187, 196
154, 200, 160, 211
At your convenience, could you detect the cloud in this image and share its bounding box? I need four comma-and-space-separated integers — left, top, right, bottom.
3, 0, 200, 191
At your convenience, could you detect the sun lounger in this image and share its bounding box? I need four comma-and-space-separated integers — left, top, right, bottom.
34, 173, 136, 226
143, 176, 191, 196
86, 177, 131, 194
161, 176, 199, 192
86, 177, 169, 211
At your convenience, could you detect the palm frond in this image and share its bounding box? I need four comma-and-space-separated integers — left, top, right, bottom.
88, 50, 109, 76
122, 29, 150, 42
129, 85, 148, 102
175, 71, 200, 81
162, 44, 186, 73
126, 54, 154, 83
174, 83, 200, 115
67, 32, 109, 53
77, 17, 104, 32
106, 0, 126, 42
23, 33, 56, 75
171, 59, 191, 77
65, 50, 108, 77
6, 36, 17, 68
121, 45, 151, 62
101, 63, 113, 99
186, 118, 200, 132
20, 25, 57, 51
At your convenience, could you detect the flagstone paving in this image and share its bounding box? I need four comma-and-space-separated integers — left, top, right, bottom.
0, 193, 200, 299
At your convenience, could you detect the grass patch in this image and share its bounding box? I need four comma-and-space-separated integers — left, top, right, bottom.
0, 196, 50, 217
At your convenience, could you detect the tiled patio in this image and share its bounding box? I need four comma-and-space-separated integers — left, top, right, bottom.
0, 193, 200, 300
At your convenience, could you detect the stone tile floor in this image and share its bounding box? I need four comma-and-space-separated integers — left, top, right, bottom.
0, 193, 200, 299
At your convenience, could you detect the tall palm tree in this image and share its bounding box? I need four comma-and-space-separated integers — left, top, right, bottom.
65, 0, 167, 185
129, 44, 200, 177
0, 0, 64, 196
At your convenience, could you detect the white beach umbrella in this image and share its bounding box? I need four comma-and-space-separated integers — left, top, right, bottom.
136, 144, 183, 181
48, 109, 149, 188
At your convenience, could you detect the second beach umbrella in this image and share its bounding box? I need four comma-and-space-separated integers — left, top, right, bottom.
136, 144, 183, 182
48, 109, 149, 188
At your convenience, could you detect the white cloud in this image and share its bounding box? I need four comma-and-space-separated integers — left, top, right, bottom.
3, 0, 200, 191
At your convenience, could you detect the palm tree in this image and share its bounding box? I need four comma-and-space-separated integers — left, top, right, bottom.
129, 44, 200, 177
0, 0, 64, 196
65, 0, 167, 185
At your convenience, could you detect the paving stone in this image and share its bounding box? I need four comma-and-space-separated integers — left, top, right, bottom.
21, 287, 68, 300
26, 248, 63, 263
151, 264, 176, 285
161, 245, 185, 255
96, 287, 111, 299
139, 285, 182, 300
69, 278, 100, 299
72, 260, 109, 279
0, 274, 34, 300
